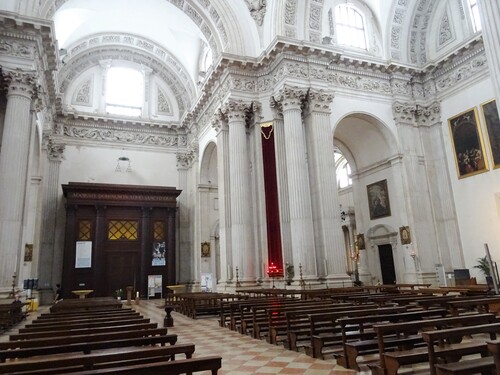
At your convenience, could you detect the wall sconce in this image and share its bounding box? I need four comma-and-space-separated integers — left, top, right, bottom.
115, 156, 132, 173
340, 205, 347, 222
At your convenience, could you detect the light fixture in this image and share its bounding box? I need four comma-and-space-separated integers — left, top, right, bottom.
115, 156, 132, 173
340, 205, 347, 221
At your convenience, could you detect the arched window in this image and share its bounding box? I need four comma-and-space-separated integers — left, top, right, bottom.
467, 0, 481, 32
335, 151, 352, 189
106, 67, 144, 117
335, 4, 367, 49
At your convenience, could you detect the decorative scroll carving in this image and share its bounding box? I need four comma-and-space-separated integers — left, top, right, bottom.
438, 12, 453, 46
285, 0, 297, 25
392, 101, 416, 123
74, 79, 92, 105
245, 0, 267, 26
63, 125, 187, 147
157, 88, 172, 114
0, 38, 35, 59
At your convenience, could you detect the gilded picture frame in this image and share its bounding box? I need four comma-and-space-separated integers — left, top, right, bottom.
399, 226, 411, 245
367, 179, 391, 220
480, 99, 500, 169
201, 241, 211, 257
448, 107, 489, 178
355, 234, 366, 250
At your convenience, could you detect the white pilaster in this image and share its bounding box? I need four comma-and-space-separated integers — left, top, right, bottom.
0, 70, 36, 289
275, 86, 317, 277
176, 151, 192, 284
304, 89, 348, 280
224, 100, 255, 282
212, 114, 232, 285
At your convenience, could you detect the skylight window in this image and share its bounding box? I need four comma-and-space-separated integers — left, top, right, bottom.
335, 151, 352, 189
335, 4, 367, 49
106, 67, 144, 117
468, 0, 482, 32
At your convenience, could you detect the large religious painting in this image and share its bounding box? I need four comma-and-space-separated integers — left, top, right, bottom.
448, 107, 489, 178
481, 99, 500, 169
367, 179, 391, 220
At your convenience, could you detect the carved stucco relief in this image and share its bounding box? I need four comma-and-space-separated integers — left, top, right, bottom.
73, 78, 93, 106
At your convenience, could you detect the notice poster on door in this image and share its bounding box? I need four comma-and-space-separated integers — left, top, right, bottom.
75, 241, 92, 268
152, 241, 166, 266
148, 275, 162, 297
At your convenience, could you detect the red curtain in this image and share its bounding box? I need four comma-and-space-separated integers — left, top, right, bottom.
261, 125, 283, 275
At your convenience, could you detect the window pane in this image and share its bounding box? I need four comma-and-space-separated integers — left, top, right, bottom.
335, 4, 367, 50
106, 67, 143, 117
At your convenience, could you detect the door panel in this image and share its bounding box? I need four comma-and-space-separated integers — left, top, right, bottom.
105, 252, 139, 297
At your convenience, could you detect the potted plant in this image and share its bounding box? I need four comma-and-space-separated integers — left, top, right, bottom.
474, 256, 493, 286
285, 263, 294, 285
115, 288, 124, 300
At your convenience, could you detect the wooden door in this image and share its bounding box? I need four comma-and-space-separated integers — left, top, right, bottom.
105, 252, 139, 297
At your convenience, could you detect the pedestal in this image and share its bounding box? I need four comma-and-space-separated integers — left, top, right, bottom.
164, 305, 174, 327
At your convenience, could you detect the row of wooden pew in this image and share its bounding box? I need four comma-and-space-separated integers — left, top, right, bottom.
215, 286, 500, 374
0, 301, 28, 333
0, 297, 222, 374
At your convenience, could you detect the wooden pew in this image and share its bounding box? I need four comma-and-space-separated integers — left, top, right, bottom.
444, 296, 500, 316
305, 306, 408, 358
0, 330, 177, 362
0, 344, 196, 374
64, 356, 222, 374
0, 302, 29, 331
421, 322, 500, 375
50, 298, 122, 312
487, 339, 500, 374
336, 308, 449, 370
370, 313, 497, 375
37, 308, 137, 320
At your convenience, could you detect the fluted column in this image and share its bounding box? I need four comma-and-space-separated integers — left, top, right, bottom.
270, 99, 292, 267
304, 89, 348, 279
0, 70, 37, 290
274, 86, 317, 277
37, 137, 65, 304
478, 0, 500, 108
224, 100, 255, 282
212, 113, 232, 284
176, 151, 192, 283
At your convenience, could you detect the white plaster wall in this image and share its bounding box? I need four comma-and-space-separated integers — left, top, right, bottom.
441, 77, 500, 281
59, 145, 179, 188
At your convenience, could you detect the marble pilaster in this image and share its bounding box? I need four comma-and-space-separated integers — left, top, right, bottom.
37, 137, 65, 304
224, 100, 255, 282
176, 151, 193, 284
212, 113, 232, 285
304, 89, 348, 279
0, 70, 37, 289
274, 86, 316, 277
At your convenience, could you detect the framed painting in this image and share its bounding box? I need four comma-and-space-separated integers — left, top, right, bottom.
367, 179, 391, 220
480, 99, 500, 169
399, 226, 411, 245
355, 234, 365, 250
448, 107, 489, 178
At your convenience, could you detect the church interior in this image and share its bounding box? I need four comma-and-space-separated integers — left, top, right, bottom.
2, 0, 500, 373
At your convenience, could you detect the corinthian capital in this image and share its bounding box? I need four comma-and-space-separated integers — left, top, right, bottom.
273, 85, 307, 111
3, 69, 38, 99
44, 136, 65, 162
270, 96, 283, 120
305, 88, 334, 114
176, 150, 195, 170
222, 99, 252, 122
415, 102, 441, 125
392, 101, 416, 123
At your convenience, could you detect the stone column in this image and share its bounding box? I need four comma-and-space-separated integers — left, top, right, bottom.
478, 0, 500, 108
270, 99, 292, 267
224, 100, 255, 283
274, 86, 317, 278
0, 70, 37, 290
176, 151, 193, 284
212, 113, 232, 284
303, 89, 348, 280
416, 103, 464, 273
37, 137, 65, 304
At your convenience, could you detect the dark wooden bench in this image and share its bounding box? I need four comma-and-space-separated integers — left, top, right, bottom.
0, 302, 29, 331
50, 298, 122, 312
370, 313, 497, 375
334, 308, 449, 370
0, 329, 176, 362
445, 296, 500, 316
305, 306, 408, 358
10, 322, 159, 341
0, 344, 196, 374
487, 339, 500, 374
421, 322, 500, 375
37, 308, 137, 320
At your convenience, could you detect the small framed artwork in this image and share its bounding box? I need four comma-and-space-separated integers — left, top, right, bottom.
355, 234, 366, 250
201, 242, 211, 257
399, 226, 411, 245
448, 107, 489, 178
24, 244, 33, 262
480, 99, 500, 169
367, 179, 391, 220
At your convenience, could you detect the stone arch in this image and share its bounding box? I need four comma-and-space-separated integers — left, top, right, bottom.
199, 141, 217, 185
